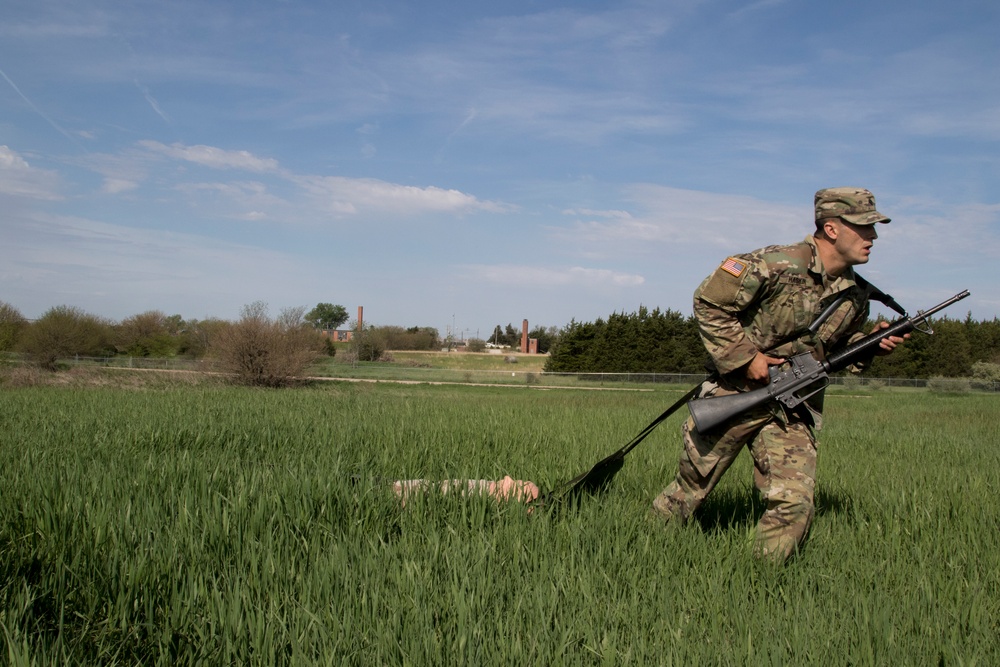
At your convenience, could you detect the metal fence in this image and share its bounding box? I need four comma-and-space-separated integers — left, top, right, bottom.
5, 355, 997, 392
537, 372, 1000, 392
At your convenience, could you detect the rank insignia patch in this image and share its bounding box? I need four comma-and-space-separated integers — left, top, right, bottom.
720, 257, 746, 277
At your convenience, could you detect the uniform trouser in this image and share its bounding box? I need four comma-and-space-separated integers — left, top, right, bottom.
652, 399, 818, 563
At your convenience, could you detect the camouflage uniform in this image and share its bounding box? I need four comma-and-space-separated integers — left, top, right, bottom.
652, 188, 890, 563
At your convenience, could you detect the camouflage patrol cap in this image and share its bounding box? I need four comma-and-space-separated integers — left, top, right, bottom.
814, 187, 891, 225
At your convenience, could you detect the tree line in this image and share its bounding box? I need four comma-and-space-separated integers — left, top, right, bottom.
545, 307, 705, 374
6, 299, 1000, 383
544, 306, 1000, 380
0, 300, 444, 387
481, 323, 560, 353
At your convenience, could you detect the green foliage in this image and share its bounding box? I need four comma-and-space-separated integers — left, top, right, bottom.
114, 310, 179, 357
16, 305, 114, 370
488, 323, 522, 348
528, 325, 559, 353
0, 301, 27, 352
305, 302, 349, 330
351, 327, 388, 361
465, 337, 486, 352
485, 324, 558, 352
927, 376, 972, 393
0, 383, 998, 663
382, 325, 440, 351
487, 324, 506, 347
971, 361, 1000, 382
207, 302, 327, 387
322, 336, 337, 357
546, 306, 705, 373
550, 309, 1000, 379
868, 315, 988, 378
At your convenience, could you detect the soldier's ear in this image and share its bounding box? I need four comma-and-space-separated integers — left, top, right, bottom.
819, 217, 841, 241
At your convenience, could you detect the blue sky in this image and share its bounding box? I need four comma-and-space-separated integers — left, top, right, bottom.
2, 0, 997, 338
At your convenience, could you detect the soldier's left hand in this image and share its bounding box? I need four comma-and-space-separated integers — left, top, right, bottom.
870, 321, 909, 355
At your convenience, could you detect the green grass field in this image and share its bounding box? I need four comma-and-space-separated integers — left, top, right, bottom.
1, 374, 998, 664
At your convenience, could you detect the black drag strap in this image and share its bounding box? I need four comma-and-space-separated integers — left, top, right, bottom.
535, 382, 702, 506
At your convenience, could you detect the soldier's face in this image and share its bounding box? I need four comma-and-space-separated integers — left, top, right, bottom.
833, 220, 879, 265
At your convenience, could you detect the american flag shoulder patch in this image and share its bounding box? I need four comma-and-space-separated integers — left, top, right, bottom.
720, 257, 747, 278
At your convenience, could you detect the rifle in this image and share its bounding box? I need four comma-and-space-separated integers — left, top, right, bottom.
687, 290, 971, 435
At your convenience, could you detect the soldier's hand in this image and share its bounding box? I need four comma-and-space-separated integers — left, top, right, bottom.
870, 320, 910, 355
746, 352, 785, 384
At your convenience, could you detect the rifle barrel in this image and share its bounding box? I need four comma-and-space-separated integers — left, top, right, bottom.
826, 290, 969, 372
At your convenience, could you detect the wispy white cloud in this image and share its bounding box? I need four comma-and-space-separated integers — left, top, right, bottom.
885, 200, 1000, 267
130, 140, 510, 220
0, 67, 87, 151
561, 208, 633, 219
292, 175, 509, 217
622, 185, 803, 244
726, 0, 794, 21
550, 186, 804, 259
172, 180, 290, 222
358, 6, 694, 143
2, 209, 326, 319
0, 12, 109, 39
462, 263, 644, 288
0, 146, 62, 199
100, 178, 139, 194
134, 80, 171, 125
71, 148, 153, 197
138, 140, 280, 172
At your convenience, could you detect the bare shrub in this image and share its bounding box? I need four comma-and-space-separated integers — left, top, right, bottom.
181, 318, 228, 358
0, 365, 47, 387
207, 302, 326, 387
1, 365, 215, 389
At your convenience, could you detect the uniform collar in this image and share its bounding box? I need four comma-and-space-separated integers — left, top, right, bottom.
803, 235, 857, 293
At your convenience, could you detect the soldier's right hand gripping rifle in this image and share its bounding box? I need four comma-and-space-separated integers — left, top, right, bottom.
687, 290, 971, 435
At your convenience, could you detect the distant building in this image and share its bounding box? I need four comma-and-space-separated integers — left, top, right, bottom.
323, 329, 354, 342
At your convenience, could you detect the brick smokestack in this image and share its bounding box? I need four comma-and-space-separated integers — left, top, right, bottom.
521, 319, 528, 354
357, 306, 363, 331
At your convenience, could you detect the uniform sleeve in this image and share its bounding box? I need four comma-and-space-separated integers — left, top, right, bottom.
693, 255, 767, 375
834, 298, 876, 373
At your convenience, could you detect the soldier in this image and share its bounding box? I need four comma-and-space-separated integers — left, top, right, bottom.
651, 187, 908, 563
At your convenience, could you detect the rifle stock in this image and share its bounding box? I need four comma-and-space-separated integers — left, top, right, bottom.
687, 289, 970, 434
